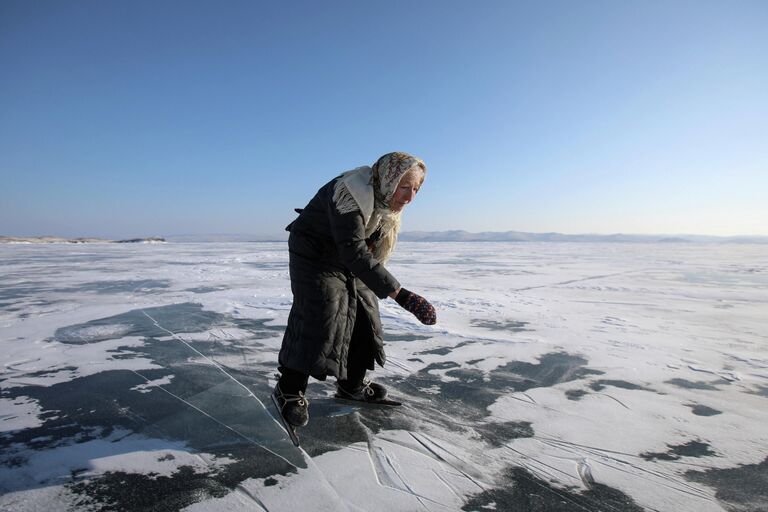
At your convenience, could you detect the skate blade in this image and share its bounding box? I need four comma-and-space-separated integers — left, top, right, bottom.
270, 393, 301, 447
333, 395, 402, 406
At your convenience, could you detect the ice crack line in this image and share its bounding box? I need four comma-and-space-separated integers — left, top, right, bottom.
535, 436, 716, 502
140, 309, 363, 509
513, 268, 653, 292
128, 369, 297, 469
141, 310, 260, 401
139, 310, 307, 462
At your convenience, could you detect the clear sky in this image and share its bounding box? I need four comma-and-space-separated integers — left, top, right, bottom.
1, 0, 766, 238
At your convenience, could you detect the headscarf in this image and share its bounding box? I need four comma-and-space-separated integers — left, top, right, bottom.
371, 152, 427, 209
332, 152, 426, 263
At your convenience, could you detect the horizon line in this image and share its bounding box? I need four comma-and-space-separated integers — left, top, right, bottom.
3, 229, 767, 240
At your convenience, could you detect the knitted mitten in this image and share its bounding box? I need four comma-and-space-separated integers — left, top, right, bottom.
395, 288, 437, 325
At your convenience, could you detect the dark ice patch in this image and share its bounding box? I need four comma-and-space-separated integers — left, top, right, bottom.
416, 340, 472, 356
475, 421, 534, 447
462, 466, 644, 512
24, 365, 79, 378
1, 367, 299, 498
299, 395, 416, 458
749, 385, 768, 397
355, 405, 417, 435
383, 332, 432, 342
425, 361, 462, 371
70, 450, 292, 512
1, 364, 286, 455
686, 404, 722, 416
495, 352, 603, 392
418, 347, 453, 356
2, 306, 302, 507
296, 405, 370, 457
53, 303, 223, 344
641, 440, 716, 461
396, 352, 602, 416
69, 466, 230, 511
229, 317, 284, 337
0, 282, 62, 313
471, 319, 531, 332
185, 286, 228, 294
1, 371, 153, 448
0, 283, 48, 302
686, 456, 768, 512
589, 380, 654, 392
665, 378, 721, 390
565, 389, 588, 400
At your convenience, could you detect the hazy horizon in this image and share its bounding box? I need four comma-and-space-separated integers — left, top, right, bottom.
3, 227, 768, 241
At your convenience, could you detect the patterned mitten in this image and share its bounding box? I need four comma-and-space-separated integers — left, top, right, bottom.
395, 288, 437, 325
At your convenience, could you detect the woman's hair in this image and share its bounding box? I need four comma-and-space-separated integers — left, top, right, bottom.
402, 165, 426, 186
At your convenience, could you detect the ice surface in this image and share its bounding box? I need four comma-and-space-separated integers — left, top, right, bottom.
1, 242, 767, 511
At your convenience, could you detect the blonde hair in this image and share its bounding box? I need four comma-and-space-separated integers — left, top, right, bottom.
401, 166, 426, 187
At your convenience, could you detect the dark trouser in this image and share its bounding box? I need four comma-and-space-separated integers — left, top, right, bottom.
279, 300, 375, 395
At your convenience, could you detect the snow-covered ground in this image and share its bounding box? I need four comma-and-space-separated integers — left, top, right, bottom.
1, 242, 766, 511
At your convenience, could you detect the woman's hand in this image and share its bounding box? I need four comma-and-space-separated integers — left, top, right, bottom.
393, 288, 437, 325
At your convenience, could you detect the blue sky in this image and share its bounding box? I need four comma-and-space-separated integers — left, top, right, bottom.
1, 0, 766, 238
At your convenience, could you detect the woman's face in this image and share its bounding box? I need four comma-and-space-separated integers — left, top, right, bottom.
389, 172, 422, 212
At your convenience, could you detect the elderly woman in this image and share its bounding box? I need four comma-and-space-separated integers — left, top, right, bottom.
274, 152, 436, 430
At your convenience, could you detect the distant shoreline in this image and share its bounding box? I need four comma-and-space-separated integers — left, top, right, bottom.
0, 236, 166, 244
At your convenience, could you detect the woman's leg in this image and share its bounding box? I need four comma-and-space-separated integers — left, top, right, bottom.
277, 366, 309, 396
337, 302, 387, 400
346, 301, 376, 385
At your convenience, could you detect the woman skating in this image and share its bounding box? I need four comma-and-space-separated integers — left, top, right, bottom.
274, 151, 437, 430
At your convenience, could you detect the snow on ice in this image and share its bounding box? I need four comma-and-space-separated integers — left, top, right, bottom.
1, 241, 767, 511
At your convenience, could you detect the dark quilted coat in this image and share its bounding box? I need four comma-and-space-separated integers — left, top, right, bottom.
278, 177, 400, 380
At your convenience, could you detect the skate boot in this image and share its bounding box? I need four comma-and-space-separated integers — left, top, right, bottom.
272, 383, 309, 427
336, 378, 395, 403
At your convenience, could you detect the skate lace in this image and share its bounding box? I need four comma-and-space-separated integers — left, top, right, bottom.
275, 384, 308, 408
361, 378, 375, 397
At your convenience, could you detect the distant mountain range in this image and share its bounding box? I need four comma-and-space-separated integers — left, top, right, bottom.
398, 230, 768, 244
4, 232, 766, 244
164, 231, 768, 244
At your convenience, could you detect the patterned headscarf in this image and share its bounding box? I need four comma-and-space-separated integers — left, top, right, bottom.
371, 152, 427, 209
331, 151, 426, 263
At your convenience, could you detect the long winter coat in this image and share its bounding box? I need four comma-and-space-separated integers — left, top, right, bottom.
278, 177, 400, 380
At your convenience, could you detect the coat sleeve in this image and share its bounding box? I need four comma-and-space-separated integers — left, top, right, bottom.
328, 206, 400, 299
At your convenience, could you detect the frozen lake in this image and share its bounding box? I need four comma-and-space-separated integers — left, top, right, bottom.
1, 241, 767, 511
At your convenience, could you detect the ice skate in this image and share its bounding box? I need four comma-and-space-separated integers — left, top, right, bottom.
271, 383, 309, 446
335, 378, 402, 406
